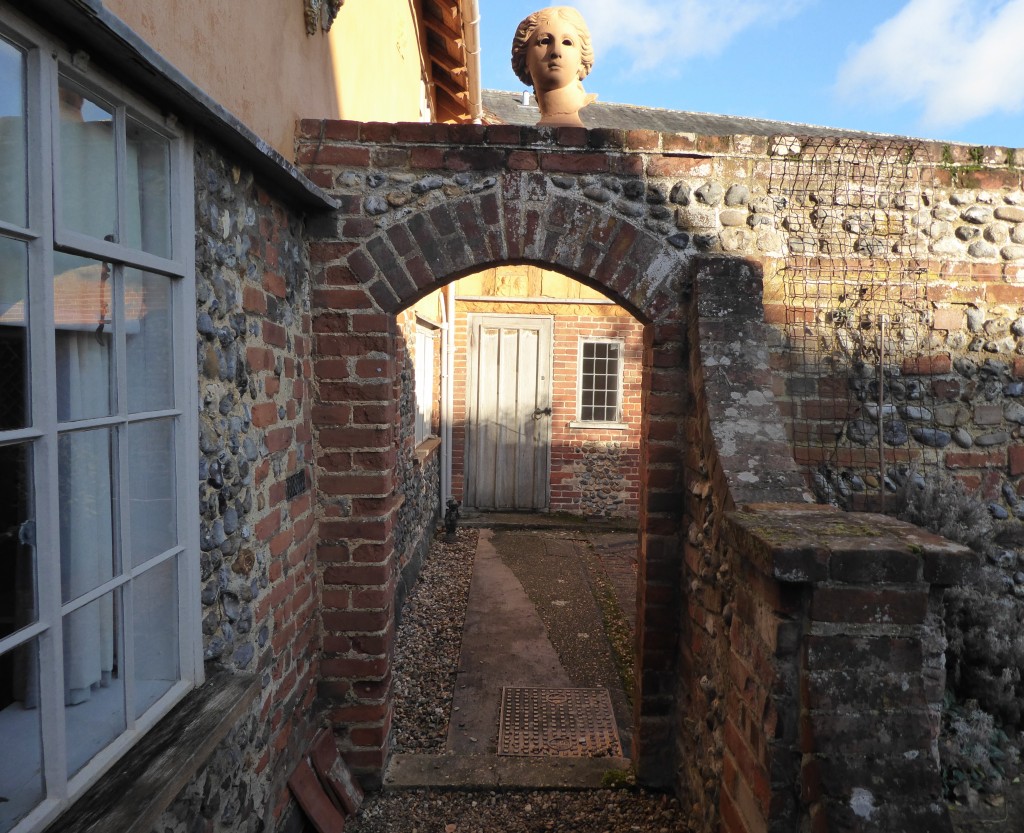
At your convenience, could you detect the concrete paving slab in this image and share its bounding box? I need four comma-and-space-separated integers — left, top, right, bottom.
446, 529, 573, 755
385, 754, 631, 790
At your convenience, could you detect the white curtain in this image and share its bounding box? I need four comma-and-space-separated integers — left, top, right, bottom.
57, 335, 114, 706
55, 99, 122, 707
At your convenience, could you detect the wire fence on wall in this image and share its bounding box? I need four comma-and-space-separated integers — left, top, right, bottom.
768, 137, 949, 509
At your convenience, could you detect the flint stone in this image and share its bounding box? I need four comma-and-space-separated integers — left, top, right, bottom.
725, 184, 750, 206
976, 431, 1010, 447
584, 186, 613, 203
847, 420, 877, 445
963, 206, 994, 224
996, 206, 1024, 222
952, 428, 974, 448
990, 503, 1010, 520
902, 405, 933, 421
912, 427, 951, 447
670, 182, 691, 205
884, 420, 909, 445
695, 182, 724, 206
969, 241, 998, 259
412, 175, 444, 194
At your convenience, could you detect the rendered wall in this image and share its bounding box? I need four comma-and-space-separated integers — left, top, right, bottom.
103, 0, 429, 158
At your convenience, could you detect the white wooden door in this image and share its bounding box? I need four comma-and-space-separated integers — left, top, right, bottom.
466, 315, 553, 510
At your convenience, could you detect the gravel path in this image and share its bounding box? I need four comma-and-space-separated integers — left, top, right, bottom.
354, 526, 694, 833
393, 529, 478, 753
347, 788, 690, 833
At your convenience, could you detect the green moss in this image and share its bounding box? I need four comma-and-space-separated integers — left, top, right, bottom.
601, 768, 637, 789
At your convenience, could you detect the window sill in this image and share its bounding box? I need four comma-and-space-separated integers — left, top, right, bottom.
568, 421, 629, 431
43, 671, 259, 833
415, 436, 442, 465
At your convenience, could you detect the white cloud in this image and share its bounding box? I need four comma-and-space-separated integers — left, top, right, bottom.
576, 0, 810, 74
836, 0, 1024, 129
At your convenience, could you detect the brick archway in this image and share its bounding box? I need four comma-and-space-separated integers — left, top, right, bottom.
311, 180, 690, 783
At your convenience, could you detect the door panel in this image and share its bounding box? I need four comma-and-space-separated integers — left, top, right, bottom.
466, 315, 552, 510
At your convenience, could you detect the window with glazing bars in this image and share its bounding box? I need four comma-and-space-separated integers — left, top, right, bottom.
0, 15, 199, 833
578, 340, 622, 423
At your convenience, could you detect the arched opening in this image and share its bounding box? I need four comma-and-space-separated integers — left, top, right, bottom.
383, 262, 648, 773
312, 188, 689, 788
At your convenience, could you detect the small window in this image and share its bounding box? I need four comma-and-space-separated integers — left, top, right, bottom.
578, 340, 622, 423
414, 324, 437, 445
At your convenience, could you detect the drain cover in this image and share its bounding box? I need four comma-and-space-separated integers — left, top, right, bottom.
497, 687, 622, 757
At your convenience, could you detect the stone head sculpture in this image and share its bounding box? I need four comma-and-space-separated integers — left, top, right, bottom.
511, 6, 597, 127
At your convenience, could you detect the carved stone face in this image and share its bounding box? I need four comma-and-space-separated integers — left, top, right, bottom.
525, 12, 584, 93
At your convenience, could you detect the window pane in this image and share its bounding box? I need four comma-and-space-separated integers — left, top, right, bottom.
0, 237, 28, 429
59, 428, 116, 603
0, 639, 43, 833
0, 38, 26, 229
133, 557, 179, 717
125, 119, 171, 259
64, 589, 124, 777
54, 253, 114, 421
127, 419, 176, 566
58, 78, 116, 242
125, 268, 173, 413
0, 443, 35, 634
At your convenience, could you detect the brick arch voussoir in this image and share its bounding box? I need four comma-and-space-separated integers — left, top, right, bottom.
349, 186, 689, 326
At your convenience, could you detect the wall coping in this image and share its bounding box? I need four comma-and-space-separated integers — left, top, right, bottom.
297, 118, 1024, 165
724, 503, 978, 586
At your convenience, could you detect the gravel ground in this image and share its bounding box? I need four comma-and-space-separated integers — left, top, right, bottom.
351, 525, 693, 833
393, 529, 478, 753
347, 788, 691, 833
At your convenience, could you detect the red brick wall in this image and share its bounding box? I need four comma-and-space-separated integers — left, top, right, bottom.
449, 301, 643, 518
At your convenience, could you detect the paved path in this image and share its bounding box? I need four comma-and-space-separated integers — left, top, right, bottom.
447, 529, 574, 754
386, 527, 633, 789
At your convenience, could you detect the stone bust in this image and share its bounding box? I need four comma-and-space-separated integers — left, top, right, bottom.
511, 6, 597, 128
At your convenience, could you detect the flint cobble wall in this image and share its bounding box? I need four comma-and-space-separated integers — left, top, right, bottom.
152, 139, 319, 833
293, 119, 1002, 828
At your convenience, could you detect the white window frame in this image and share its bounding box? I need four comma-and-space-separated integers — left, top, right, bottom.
414, 319, 438, 446
573, 338, 626, 427
0, 11, 200, 833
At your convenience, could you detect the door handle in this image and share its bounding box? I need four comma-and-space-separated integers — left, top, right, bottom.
533, 407, 552, 418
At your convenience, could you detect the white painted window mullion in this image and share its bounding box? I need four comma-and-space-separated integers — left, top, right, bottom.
34, 36, 68, 806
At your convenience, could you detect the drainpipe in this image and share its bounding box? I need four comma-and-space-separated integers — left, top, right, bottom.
439, 284, 456, 518
461, 0, 483, 123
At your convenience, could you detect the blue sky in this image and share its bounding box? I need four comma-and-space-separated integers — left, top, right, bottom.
478, 0, 1024, 147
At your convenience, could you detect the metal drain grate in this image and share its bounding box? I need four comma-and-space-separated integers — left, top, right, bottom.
497, 687, 622, 758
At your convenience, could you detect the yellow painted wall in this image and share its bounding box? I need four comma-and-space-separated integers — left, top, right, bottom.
103, 0, 429, 158
454, 266, 630, 317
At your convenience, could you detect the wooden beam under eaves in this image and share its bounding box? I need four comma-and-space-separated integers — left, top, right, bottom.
430, 49, 466, 77
423, 13, 463, 49
433, 73, 468, 104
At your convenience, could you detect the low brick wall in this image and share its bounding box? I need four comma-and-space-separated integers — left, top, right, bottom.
684, 256, 978, 832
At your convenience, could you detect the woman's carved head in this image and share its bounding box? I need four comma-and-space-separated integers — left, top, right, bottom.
511, 6, 594, 88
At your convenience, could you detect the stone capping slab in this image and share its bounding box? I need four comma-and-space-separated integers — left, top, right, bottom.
724, 503, 979, 587
43, 671, 260, 833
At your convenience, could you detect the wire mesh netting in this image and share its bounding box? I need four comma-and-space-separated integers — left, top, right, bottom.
768, 137, 950, 509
